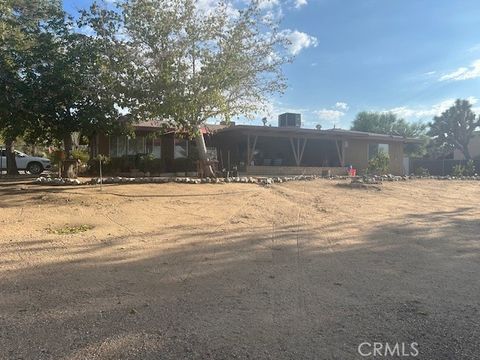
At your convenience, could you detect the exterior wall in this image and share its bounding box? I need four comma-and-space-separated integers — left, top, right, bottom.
344, 139, 404, 175
453, 132, 480, 160
246, 165, 347, 176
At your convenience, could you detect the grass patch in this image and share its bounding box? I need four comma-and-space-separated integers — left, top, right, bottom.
47, 224, 94, 235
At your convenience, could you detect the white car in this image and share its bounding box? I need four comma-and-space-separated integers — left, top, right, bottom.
0, 149, 52, 175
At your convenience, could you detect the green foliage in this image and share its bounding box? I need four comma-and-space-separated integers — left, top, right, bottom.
47, 224, 93, 235
351, 112, 427, 157
121, 0, 289, 134
367, 151, 390, 175
71, 149, 89, 164
452, 164, 465, 177
414, 167, 430, 176
454, 160, 477, 177
138, 154, 164, 174
465, 160, 476, 176
428, 99, 480, 161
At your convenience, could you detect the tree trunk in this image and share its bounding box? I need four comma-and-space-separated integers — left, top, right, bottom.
462, 144, 472, 161
61, 133, 78, 178
194, 127, 215, 178
5, 137, 19, 176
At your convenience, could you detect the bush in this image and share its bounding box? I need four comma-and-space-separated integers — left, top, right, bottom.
451, 164, 465, 177
138, 154, 164, 174
414, 167, 430, 176
367, 151, 390, 175
465, 160, 476, 176
72, 149, 90, 164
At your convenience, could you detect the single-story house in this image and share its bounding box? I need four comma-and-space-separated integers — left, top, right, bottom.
213, 125, 419, 175
90, 117, 420, 175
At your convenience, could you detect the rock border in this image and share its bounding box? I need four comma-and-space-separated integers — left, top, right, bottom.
33, 173, 480, 186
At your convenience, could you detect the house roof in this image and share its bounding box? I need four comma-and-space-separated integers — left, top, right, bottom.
214, 125, 422, 143
130, 119, 230, 134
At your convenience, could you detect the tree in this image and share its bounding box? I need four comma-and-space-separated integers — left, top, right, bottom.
31, 3, 135, 177
351, 111, 427, 157
0, 0, 62, 175
428, 99, 479, 161
121, 0, 289, 176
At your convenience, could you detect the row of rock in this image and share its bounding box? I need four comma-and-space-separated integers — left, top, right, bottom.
34, 174, 321, 186
407, 175, 480, 180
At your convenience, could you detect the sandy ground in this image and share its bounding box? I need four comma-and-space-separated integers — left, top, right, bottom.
0, 179, 479, 360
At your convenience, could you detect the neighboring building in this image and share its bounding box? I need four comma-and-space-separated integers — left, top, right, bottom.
453, 131, 480, 160
91, 119, 419, 175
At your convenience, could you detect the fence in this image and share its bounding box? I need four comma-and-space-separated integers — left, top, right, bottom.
410, 159, 480, 176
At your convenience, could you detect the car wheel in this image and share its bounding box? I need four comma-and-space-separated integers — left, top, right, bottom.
27, 162, 43, 175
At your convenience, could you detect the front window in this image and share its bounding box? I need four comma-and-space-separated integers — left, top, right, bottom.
368, 143, 389, 159
146, 137, 162, 159
174, 138, 188, 159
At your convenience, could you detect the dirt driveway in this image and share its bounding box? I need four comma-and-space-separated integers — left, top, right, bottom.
0, 179, 479, 359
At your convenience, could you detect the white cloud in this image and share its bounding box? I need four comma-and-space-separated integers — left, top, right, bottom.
254, 0, 279, 9
293, 0, 308, 9
335, 102, 349, 111
384, 97, 479, 120
280, 29, 318, 55
439, 59, 480, 81
314, 109, 345, 123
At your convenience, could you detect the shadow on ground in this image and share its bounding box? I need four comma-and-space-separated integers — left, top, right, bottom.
0, 207, 479, 359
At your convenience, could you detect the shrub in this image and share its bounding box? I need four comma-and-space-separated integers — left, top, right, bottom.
87, 155, 111, 175
137, 154, 164, 174
414, 167, 430, 176
465, 160, 476, 176
71, 149, 90, 164
367, 151, 390, 175
452, 164, 465, 177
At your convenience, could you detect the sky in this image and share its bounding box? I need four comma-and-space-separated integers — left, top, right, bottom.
63, 0, 480, 129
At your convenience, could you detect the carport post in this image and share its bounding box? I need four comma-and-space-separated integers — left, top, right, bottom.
0, 145, 3, 177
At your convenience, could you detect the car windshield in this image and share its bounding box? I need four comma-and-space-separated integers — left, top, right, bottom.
14, 150, 28, 157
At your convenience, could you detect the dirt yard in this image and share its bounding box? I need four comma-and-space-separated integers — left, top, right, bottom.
0, 179, 479, 359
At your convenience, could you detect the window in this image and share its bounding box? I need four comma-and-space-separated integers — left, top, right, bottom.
174, 138, 188, 159
109, 136, 118, 157
117, 136, 127, 157
0, 150, 5, 157
368, 143, 389, 159
206, 147, 217, 160
146, 137, 162, 159
109, 136, 127, 157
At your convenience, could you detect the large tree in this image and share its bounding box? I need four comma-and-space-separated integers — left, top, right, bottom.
351, 111, 427, 157
31, 3, 134, 177
0, 0, 62, 175
428, 99, 479, 161
121, 0, 289, 176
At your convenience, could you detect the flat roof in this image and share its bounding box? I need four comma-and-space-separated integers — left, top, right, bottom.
215, 125, 422, 143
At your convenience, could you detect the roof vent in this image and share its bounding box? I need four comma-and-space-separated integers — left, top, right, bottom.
278, 113, 301, 128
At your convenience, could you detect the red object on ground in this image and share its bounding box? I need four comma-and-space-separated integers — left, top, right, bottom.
348, 168, 356, 176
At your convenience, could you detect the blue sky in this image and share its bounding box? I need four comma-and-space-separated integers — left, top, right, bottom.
64, 0, 480, 129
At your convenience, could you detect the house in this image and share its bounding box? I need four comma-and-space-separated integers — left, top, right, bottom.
91, 115, 420, 175
213, 125, 418, 176
453, 131, 480, 160
90, 120, 226, 174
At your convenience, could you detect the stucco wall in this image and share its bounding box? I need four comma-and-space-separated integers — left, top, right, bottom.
344, 140, 404, 175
